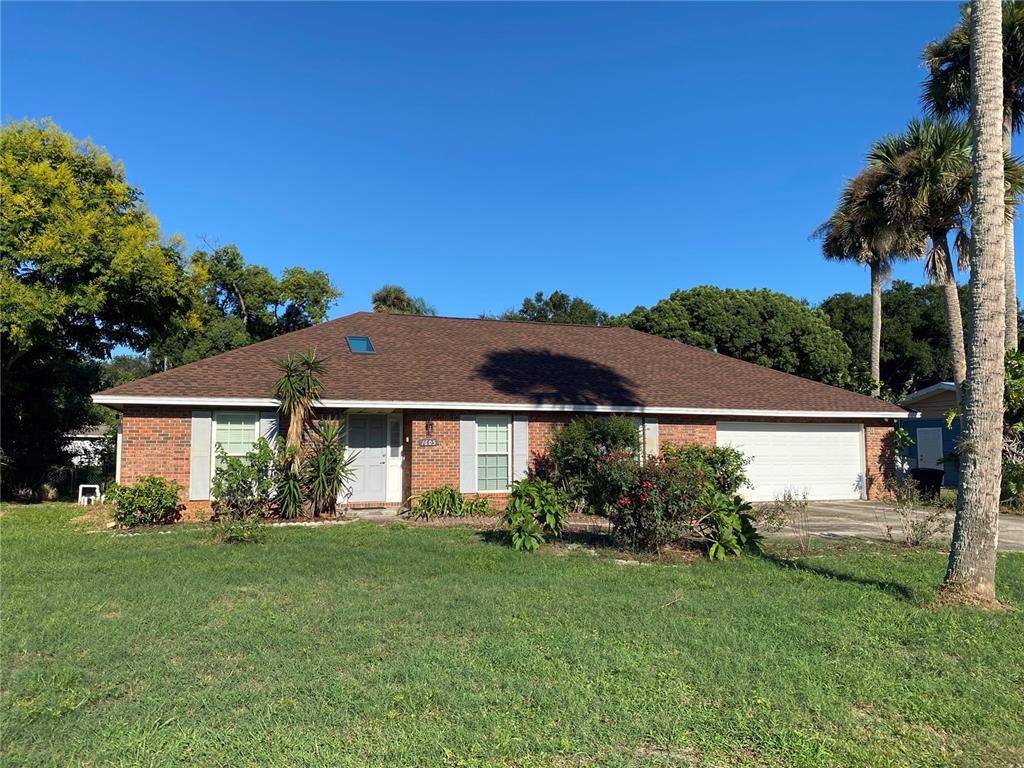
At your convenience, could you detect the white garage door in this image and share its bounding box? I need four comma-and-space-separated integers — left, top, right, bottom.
716, 422, 865, 502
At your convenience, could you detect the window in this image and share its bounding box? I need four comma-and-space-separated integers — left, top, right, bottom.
347, 335, 375, 353
476, 415, 510, 491
389, 418, 401, 459
213, 412, 259, 468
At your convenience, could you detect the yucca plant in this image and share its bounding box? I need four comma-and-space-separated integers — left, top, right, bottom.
302, 419, 356, 517
274, 442, 304, 519
271, 350, 327, 472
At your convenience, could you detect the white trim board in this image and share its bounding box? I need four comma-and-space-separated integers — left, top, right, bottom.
91, 394, 909, 420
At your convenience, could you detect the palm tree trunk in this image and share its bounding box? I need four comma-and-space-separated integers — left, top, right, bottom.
870, 262, 882, 397
945, 0, 1006, 603
933, 233, 968, 392
1004, 110, 1018, 351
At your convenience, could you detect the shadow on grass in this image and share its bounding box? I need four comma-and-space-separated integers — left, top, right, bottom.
759, 551, 917, 603
477, 527, 618, 550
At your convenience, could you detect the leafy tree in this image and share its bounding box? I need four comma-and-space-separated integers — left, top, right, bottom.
150, 245, 341, 367
617, 286, 854, 387
944, 0, 1006, 604
1, 119, 193, 495
815, 166, 923, 395
924, 1, 1024, 350
821, 281, 977, 397
500, 290, 609, 325
99, 355, 153, 387
371, 284, 436, 315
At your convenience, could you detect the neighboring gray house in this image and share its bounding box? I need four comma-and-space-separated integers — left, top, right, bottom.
900, 382, 959, 487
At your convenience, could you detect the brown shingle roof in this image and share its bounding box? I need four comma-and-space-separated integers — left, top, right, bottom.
93, 312, 905, 415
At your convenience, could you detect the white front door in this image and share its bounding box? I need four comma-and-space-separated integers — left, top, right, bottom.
716, 422, 866, 502
916, 427, 945, 472
347, 415, 388, 503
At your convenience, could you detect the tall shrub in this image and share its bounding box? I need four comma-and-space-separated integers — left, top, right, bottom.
545, 415, 641, 513
211, 438, 276, 520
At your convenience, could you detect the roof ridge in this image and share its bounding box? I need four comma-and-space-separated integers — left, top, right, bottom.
358, 311, 630, 331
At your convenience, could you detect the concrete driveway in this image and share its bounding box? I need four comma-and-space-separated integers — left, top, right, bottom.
769, 501, 1024, 553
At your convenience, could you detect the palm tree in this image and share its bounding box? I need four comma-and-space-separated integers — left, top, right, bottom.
867, 118, 974, 393
271, 350, 326, 471
924, 1, 1024, 350
815, 167, 924, 396
944, 0, 1007, 604
371, 285, 437, 315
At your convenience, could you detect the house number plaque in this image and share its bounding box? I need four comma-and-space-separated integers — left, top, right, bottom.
419, 438, 439, 447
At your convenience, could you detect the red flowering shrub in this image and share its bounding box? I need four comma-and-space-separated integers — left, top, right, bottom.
594, 446, 758, 556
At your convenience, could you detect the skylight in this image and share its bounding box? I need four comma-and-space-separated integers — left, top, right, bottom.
346, 335, 375, 354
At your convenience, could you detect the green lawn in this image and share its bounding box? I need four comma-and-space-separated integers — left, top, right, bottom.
2, 506, 1023, 767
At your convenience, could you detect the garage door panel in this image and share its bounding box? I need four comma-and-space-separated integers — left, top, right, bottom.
716, 422, 865, 502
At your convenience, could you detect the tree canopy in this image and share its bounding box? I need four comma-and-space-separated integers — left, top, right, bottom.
500, 291, 609, 325
617, 286, 855, 388
1, 120, 195, 494
1, 119, 193, 363
820, 280, 969, 398
150, 244, 341, 367
371, 285, 436, 316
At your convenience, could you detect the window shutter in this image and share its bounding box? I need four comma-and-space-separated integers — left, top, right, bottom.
643, 416, 660, 457
189, 411, 213, 500
459, 415, 477, 493
115, 420, 123, 485
512, 415, 530, 481
259, 411, 279, 442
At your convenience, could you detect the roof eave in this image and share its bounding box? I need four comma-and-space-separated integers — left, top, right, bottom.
91, 394, 909, 419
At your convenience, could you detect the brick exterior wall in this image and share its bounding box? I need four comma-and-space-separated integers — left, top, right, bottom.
863, 422, 896, 500
117, 407, 896, 517
659, 415, 716, 450
119, 405, 192, 492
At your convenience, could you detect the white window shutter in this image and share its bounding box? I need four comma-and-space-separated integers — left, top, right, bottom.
512, 415, 530, 481
459, 415, 477, 493
189, 411, 213, 500
644, 416, 660, 457
115, 420, 123, 485
259, 411, 279, 442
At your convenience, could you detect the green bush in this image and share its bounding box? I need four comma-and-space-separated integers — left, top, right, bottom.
211, 438, 275, 520
408, 485, 492, 520
544, 415, 641, 513
1003, 460, 1024, 510
696, 490, 762, 560
600, 447, 759, 558
661, 443, 749, 495
109, 475, 183, 527
502, 477, 565, 551
504, 509, 544, 552
211, 513, 266, 544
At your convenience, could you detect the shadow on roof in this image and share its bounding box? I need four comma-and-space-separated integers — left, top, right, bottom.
475, 349, 640, 406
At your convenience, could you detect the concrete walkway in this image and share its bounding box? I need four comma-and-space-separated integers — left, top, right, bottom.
772, 501, 1024, 552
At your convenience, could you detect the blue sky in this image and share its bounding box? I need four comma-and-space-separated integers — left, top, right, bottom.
3, 1, 992, 319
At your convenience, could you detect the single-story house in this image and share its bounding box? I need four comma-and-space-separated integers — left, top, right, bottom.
92, 312, 908, 516
900, 381, 959, 487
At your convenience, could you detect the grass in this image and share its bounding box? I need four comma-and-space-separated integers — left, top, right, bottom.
2, 505, 1023, 768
